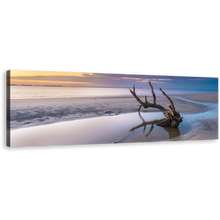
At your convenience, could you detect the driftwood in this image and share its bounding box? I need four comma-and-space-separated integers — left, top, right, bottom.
129, 81, 183, 127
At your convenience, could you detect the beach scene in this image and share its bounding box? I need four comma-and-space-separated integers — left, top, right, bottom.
7, 70, 218, 147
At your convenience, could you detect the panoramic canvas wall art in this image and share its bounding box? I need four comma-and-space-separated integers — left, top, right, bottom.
7, 70, 218, 147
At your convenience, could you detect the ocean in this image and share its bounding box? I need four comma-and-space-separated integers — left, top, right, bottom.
10, 85, 218, 99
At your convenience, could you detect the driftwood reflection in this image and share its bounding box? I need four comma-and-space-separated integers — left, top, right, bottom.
129, 112, 181, 140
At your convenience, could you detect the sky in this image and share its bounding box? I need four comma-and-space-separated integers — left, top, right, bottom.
9, 70, 218, 90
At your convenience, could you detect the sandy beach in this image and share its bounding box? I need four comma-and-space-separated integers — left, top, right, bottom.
10, 94, 212, 129
10, 93, 218, 147
171, 93, 218, 141
173, 93, 218, 103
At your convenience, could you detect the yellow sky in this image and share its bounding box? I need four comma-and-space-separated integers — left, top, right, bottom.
10, 70, 93, 77
9, 70, 93, 86
10, 79, 91, 86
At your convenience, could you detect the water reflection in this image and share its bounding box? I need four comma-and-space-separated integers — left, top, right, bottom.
129, 112, 181, 140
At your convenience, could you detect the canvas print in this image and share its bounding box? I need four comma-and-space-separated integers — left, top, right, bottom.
7, 70, 218, 147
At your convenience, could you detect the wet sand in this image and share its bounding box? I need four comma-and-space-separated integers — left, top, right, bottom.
172, 93, 218, 103
178, 117, 218, 141
171, 93, 218, 141
10, 93, 218, 147
10, 94, 212, 129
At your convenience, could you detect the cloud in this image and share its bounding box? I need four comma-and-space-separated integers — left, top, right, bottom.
10, 70, 94, 77
115, 77, 170, 84
10, 75, 93, 82
157, 78, 174, 81
150, 80, 168, 83
11, 74, 170, 85
10, 79, 91, 86
189, 78, 213, 81
81, 73, 94, 77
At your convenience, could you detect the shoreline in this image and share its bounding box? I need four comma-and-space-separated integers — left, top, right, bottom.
170, 94, 218, 141
10, 93, 217, 130
9, 111, 192, 147
10, 93, 220, 102
171, 93, 218, 103
9, 93, 218, 147
171, 113, 218, 141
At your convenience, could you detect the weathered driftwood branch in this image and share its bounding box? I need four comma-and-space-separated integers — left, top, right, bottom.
159, 88, 176, 112
149, 81, 156, 104
129, 81, 183, 127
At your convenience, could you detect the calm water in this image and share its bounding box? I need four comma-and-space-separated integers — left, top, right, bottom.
11, 112, 193, 147
10, 86, 217, 99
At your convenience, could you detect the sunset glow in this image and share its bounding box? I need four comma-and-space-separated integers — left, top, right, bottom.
8, 70, 218, 90
10, 70, 94, 86
10, 70, 93, 77
10, 79, 91, 86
